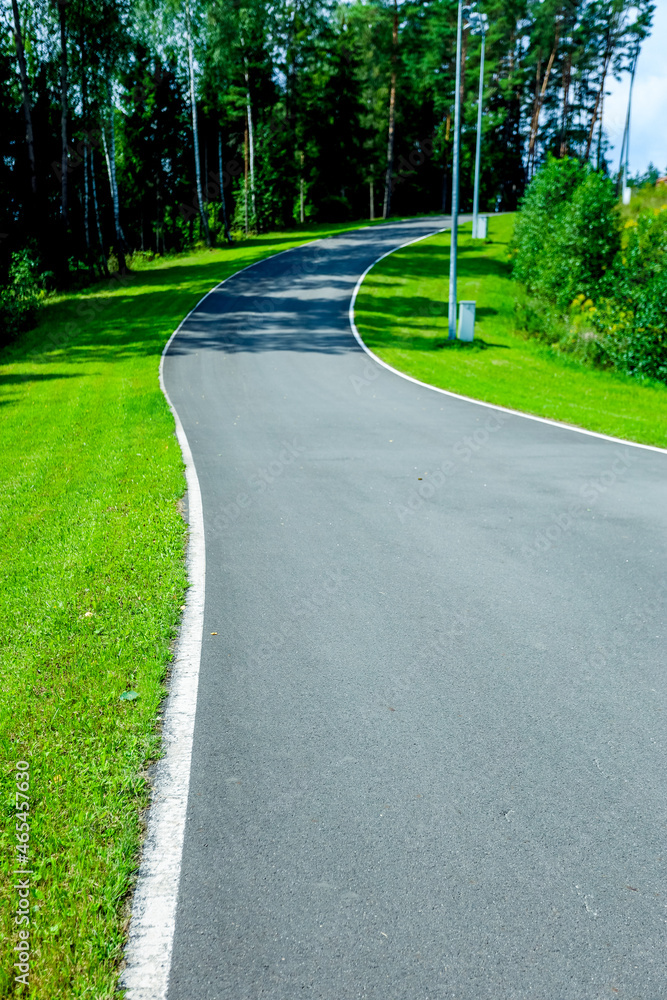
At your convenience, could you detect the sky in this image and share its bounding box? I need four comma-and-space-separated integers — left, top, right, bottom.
604, 0, 667, 178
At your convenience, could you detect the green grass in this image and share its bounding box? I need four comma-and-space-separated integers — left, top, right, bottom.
620, 180, 667, 224
0, 219, 393, 999
355, 214, 667, 448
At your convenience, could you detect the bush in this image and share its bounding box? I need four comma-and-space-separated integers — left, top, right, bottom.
511, 155, 619, 309
616, 208, 667, 295
511, 155, 585, 290
557, 171, 621, 305
588, 208, 667, 384
0, 249, 47, 346
511, 160, 667, 385
595, 265, 667, 385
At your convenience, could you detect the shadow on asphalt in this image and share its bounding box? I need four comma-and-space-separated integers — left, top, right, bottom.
0, 219, 459, 367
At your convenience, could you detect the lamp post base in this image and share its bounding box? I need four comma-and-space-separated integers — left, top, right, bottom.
458, 300, 476, 341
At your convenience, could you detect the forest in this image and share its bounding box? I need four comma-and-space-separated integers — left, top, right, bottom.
0, 0, 654, 290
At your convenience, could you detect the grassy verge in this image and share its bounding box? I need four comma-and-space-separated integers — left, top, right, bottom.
620, 181, 667, 223
0, 219, 390, 998
354, 214, 667, 448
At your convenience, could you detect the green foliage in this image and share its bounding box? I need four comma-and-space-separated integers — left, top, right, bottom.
560, 171, 622, 300
617, 208, 667, 290
253, 120, 294, 230
0, 249, 48, 345
594, 276, 667, 382
513, 163, 667, 386
594, 209, 667, 382
511, 156, 619, 309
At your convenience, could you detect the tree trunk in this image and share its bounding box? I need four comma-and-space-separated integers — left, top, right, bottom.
382, 0, 399, 219
156, 185, 167, 255
527, 23, 560, 169
300, 151, 305, 223
460, 25, 467, 110
59, 1, 68, 226
528, 51, 542, 175
244, 119, 249, 236
586, 65, 609, 162
244, 70, 257, 226
204, 140, 208, 208
560, 52, 571, 156
90, 146, 109, 276
80, 46, 97, 276
596, 89, 604, 170
185, 0, 210, 247
585, 26, 616, 161
156, 187, 161, 255
239, 29, 257, 229
217, 132, 232, 243
10, 0, 36, 196
83, 143, 90, 251
102, 100, 129, 273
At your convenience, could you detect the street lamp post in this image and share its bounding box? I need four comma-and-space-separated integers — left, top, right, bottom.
619, 44, 639, 204
448, 0, 463, 340
471, 12, 487, 238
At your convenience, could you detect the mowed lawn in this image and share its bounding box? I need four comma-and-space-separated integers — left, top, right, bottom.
354, 214, 667, 449
0, 221, 380, 999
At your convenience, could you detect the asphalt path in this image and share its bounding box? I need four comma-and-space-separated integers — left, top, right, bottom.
163, 218, 666, 1000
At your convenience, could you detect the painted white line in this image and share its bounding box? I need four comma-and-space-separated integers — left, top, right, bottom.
348, 228, 667, 455
119, 310, 206, 1000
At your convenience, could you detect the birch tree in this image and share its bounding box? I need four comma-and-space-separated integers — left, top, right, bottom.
9, 0, 36, 196
185, 0, 210, 245
382, 0, 399, 218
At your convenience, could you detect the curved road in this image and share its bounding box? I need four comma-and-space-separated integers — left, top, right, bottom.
162, 219, 666, 999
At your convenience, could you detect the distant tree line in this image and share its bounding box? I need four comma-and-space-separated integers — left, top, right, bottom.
0, 0, 654, 290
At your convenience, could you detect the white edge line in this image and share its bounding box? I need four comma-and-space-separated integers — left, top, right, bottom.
118, 234, 337, 1000
348, 228, 667, 455
118, 303, 207, 1000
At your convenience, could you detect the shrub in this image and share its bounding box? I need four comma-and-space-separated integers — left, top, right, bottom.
106, 252, 120, 273
596, 268, 667, 384
556, 171, 620, 305
511, 156, 619, 309
616, 207, 667, 295
590, 207, 667, 384
511, 155, 585, 291
511, 160, 667, 385
0, 249, 47, 346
